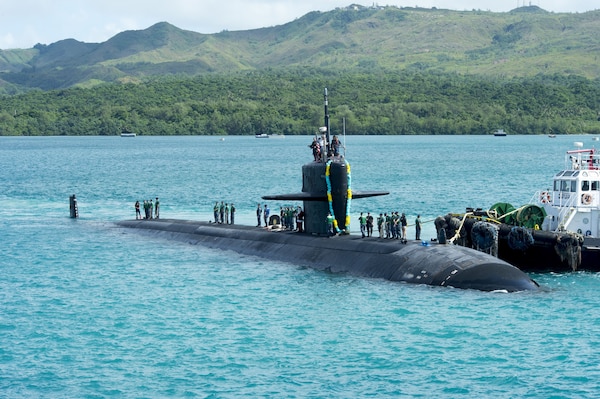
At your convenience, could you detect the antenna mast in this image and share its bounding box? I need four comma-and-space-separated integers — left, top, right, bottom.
324, 88, 331, 157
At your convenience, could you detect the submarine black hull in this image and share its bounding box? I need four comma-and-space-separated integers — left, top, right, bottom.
117, 219, 539, 292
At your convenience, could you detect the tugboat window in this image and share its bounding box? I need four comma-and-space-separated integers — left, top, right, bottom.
582, 181, 590, 191
593, 181, 600, 191
571, 181, 577, 192
560, 180, 570, 191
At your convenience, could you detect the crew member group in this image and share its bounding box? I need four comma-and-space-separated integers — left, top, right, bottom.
135, 197, 160, 220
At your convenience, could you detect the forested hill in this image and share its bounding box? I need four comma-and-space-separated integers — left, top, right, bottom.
1, 5, 600, 91
1, 71, 599, 136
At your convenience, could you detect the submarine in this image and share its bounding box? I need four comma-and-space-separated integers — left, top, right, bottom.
117, 89, 539, 292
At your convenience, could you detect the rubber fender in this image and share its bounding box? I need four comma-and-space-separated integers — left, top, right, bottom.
471, 221, 498, 251
438, 227, 447, 244
507, 226, 535, 251
434, 216, 447, 244
447, 215, 462, 232
434, 215, 446, 231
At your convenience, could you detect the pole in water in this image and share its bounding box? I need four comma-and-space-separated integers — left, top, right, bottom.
69, 194, 79, 218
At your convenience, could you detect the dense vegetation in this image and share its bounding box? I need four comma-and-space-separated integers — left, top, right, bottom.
1, 69, 599, 136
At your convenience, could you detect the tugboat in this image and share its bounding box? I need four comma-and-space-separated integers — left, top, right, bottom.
439, 142, 600, 272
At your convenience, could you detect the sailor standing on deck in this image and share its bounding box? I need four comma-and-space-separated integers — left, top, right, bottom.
327, 212, 335, 236
230, 203, 235, 224
297, 207, 304, 233
385, 212, 392, 238
213, 202, 219, 223
155, 198, 160, 219
319, 133, 327, 161
310, 137, 320, 162
264, 204, 270, 227
331, 135, 341, 157
256, 203, 263, 227
401, 213, 407, 240
415, 214, 422, 240
377, 213, 384, 238
289, 207, 295, 230
359, 212, 367, 238
392, 212, 399, 239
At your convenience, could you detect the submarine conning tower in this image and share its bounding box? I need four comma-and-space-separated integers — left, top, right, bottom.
303, 87, 347, 235
302, 160, 350, 235
262, 88, 388, 235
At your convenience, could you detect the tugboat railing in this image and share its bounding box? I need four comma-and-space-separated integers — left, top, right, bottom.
555, 194, 578, 232
532, 190, 577, 232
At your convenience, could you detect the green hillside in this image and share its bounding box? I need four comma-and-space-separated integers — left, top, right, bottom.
1, 5, 600, 91
1, 70, 599, 136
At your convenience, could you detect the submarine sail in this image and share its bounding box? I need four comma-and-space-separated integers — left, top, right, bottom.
263, 88, 388, 236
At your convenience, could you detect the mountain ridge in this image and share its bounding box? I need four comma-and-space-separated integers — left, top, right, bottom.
1, 5, 600, 92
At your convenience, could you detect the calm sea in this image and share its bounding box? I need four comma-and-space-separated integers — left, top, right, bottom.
2, 134, 600, 398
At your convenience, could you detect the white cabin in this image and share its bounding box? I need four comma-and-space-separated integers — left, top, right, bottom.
536, 143, 600, 236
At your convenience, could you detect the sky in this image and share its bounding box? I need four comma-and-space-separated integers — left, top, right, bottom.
1, 0, 598, 50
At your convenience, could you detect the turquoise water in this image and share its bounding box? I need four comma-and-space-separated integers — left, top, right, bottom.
2, 135, 600, 398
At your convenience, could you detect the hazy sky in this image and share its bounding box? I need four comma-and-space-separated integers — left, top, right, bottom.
1, 0, 598, 49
